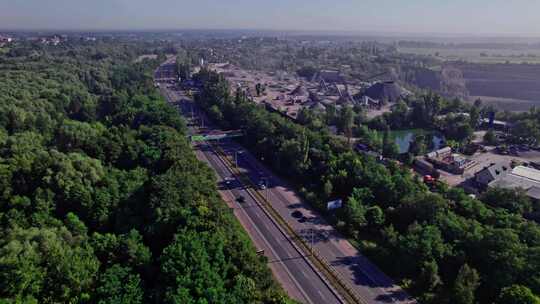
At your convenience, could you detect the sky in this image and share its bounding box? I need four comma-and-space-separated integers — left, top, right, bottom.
1, 0, 540, 36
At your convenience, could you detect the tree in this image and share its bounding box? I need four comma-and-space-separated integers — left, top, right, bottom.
343, 195, 367, 237
160, 231, 229, 303
0, 226, 99, 303
482, 187, 532, 215
511, 119, 540, 144
383, 131, 399, 158
469, 106, 480, 129
397, 224, 448, 274
496, 285, 540, 304
325, 103, 337, 125
366, 206, 385, 228
484, 129, 498, 145
96, 264, 144, 304
387, 101, 409, 129
338, 106, 354, 143
323, 179, 333, 199
474, 98, 483, 108
418, 261, 442, 292
452, 264, 480, 304
409, 134, 427, 156
475, 228, 526, 294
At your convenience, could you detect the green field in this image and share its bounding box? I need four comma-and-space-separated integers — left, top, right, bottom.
399, 47, 540, 64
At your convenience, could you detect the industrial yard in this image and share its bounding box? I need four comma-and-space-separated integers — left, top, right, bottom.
208, 62, 408, 121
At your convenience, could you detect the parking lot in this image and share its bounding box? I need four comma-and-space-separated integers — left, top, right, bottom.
438, 146, 540, 186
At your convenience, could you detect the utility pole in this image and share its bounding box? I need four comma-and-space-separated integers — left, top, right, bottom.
265, 180, 269, 201
311, 228, 315, 255
262, 177, 269, 201
235, 151, 242, 168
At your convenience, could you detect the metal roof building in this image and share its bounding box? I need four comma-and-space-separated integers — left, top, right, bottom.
487, 165, 540, 200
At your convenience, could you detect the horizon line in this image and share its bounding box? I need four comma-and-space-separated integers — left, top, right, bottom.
2, 27, 540, 39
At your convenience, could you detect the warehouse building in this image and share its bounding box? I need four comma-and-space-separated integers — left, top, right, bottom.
475, 164, 540, 200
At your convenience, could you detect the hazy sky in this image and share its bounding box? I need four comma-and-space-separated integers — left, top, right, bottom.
1, 0, 540, 35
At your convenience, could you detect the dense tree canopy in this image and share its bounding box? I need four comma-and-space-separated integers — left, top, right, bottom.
0, 41, 291, 303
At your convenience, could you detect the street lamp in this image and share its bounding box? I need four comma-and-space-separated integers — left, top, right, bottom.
262, 177, 269, 201
310, 228, 315, 255
235, 151, 243, 168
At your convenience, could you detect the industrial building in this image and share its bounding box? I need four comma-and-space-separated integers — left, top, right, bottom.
475, 164, 540, 200
425, 147, 476, 174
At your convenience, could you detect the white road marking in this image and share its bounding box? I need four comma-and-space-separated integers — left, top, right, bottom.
318, 290, 327, 301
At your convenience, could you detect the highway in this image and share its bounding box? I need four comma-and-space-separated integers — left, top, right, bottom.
159, 81, 343, 303
198, 142, 341, 304
217, 140, 414, 304
156, 61, 415, 304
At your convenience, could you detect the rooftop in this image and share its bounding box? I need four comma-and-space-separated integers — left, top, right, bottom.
362, 81, 404, 103
510, 165, 540, 182
488, 165, 540, 199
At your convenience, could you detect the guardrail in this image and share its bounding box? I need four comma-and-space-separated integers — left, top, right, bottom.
211, 143, 368, 304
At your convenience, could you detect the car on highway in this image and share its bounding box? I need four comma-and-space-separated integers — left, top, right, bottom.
236, 196, 246, 203
291, 210, 303, 218
258, 180, 267, 190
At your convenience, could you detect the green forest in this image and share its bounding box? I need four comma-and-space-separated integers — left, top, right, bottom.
0, 42, 292, 303
195, 69, 540, 304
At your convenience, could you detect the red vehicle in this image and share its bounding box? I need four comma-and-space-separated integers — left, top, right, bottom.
424, 175, 437, 184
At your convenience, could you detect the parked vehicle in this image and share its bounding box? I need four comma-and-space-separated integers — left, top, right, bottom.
291, 210, 303, 218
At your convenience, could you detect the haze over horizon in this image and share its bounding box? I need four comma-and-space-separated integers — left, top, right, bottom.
1, 0, 540, 37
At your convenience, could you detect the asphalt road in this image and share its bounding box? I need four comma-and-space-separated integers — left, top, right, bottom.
199, 142, 341, 304
218, 140, 414, 304
158, 80, 342, 303
156, 62, 415, 304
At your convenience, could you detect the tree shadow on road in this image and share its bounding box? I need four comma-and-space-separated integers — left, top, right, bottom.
375, 289, 414, 303
328, 255, 414, 302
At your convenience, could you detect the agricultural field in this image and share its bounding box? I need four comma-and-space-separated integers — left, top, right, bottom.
398, 46, 540, 64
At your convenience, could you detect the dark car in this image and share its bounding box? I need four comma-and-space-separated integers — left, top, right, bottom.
236, 196, 246, 203
509, 146, 520, 156
518, 145, 531, 151
291, 210, 303, 218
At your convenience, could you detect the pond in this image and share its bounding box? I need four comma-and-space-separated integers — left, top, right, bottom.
390, 129, 445, 154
